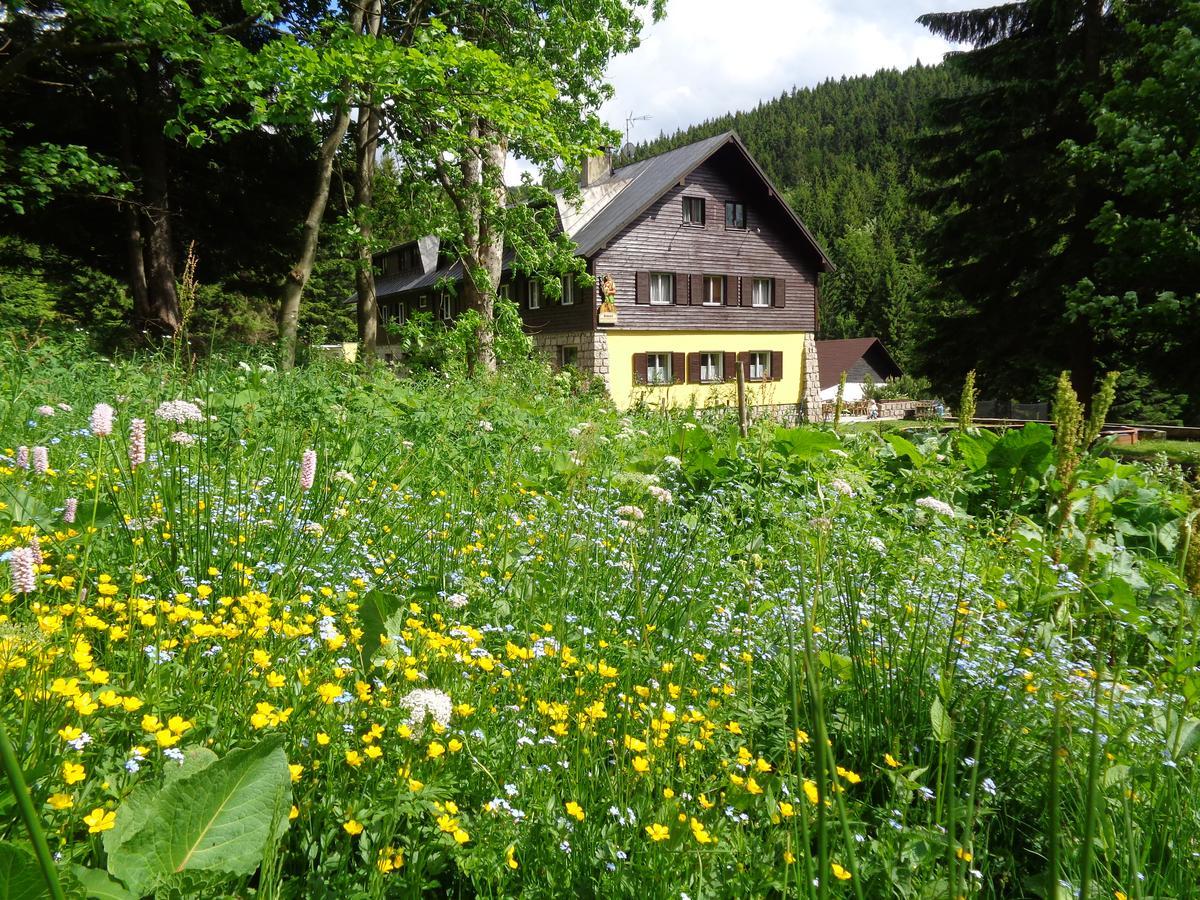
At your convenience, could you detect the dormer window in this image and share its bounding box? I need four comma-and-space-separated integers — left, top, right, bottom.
725, 201, 746, 230
380, 254, 399, 276
682, 196, 705, 226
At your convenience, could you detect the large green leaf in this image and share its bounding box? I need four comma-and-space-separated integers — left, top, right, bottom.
772, 427, 840, 462
69, 866, 135, 900
884, 433, 926, 468
106, 738, 291, 896
0, 842, 47, 900
357, 589, 404, 667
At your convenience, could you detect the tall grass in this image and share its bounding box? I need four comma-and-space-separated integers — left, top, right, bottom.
0, 339, 1196, 897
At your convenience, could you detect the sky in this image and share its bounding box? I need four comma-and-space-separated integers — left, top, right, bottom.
506, 0, 966, 182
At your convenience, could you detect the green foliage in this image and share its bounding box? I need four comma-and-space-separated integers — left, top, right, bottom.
1053, 371, 1085, 487
1062, 2, 1200, 424
103, 739, 291, 897
916, 0, 1197, 422
0, 237, 131, 343
0, 342, 1197, 897
0, 841, 46, 899
958, 369, 976, 432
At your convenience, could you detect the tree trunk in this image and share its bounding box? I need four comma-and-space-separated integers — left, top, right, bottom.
277, 8, 363, 370
354, 0, 383, 362
460, 123, 507, 374
135, 51, 180, 334
117, 94, 150, 318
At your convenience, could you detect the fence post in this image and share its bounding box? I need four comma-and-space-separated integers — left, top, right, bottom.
736, 363, 748, 438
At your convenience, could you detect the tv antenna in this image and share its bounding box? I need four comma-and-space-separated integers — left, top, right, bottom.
624, 111, 651, 148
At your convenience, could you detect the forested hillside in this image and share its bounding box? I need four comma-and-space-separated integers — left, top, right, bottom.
631, 63, 970, 373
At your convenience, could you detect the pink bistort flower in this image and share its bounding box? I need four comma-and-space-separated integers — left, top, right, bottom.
300, 449, 317, 492
90, 403, 115, 437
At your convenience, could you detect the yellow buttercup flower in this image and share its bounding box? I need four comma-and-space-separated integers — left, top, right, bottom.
47, 793, 74, 810
831, 862, 852, 880
62, 762, 86, 785
344, 819, 364, 836
84, 808, 116, 834
565, 801, 585, 821
645, 823, 670, 842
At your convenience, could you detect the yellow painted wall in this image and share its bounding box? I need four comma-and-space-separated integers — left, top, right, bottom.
605, 330, 810, 411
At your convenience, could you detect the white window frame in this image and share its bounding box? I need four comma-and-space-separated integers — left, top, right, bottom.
649, 272, 674, 306
703, 275, 724, 307
682, 196, 705, 226
561, 276, 576, 306
752, 277, 773, 308
646, 352, 672, 385
439, 294, 452, 320
418, 294, 429, 309
748, 351, 770, 381
559, 345, 579, 368
499, 283, 512, 301
699, 352, 723, 384
528, 281, 542, 310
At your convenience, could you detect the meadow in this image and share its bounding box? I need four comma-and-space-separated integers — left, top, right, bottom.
1, 337, 1198, 899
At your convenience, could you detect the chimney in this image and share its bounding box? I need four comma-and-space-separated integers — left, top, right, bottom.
580, 149, 612, 188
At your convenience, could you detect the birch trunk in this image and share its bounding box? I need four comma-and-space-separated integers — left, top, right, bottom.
459, 123, 508, 374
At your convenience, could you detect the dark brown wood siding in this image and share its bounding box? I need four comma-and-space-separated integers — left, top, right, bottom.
513, 270, 595, 333
591, 151, 820, 332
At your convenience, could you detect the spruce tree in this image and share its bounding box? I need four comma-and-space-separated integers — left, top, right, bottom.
914, 1, 1113, 405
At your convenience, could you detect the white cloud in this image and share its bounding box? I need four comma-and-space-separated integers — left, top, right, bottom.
506, 0, 965, 182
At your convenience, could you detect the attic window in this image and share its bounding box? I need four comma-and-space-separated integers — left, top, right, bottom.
682, 196, 705, 226
725, 201, 746, 230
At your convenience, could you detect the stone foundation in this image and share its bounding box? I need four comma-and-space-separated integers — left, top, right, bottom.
530, 330, 611, 389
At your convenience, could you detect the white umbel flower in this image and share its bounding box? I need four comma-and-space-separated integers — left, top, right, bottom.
398, 688, 453, 737
916, 496, 955, 517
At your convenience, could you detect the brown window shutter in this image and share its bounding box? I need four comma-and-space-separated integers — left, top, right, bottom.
723, 275, 736, 306
674, 272, 688, 305
671, 351, 685, 384
690, 274, 702, 306
687, 352, 701, 384
635, 272, 650, 305
771, 350, 783, 381
738, 276, 747, 307
633, 353, 647, 384
773, 278, 787, 307
723, 351, 737, 381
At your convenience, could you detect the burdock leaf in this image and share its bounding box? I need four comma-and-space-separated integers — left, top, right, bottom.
0, 842, 47, 900
106, 738, 291, 896
358, 589, 404, 667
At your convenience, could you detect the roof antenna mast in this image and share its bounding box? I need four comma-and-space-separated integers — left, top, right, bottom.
622, 111, 651, 157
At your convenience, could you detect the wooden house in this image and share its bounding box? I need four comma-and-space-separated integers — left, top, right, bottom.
814, 337, 903, 401
369, 131, 833, 415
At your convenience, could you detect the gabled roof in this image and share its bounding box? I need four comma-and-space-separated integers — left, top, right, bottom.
815, 338, 903, 390
369, 130, 833, 302
566, 131, 834, 271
